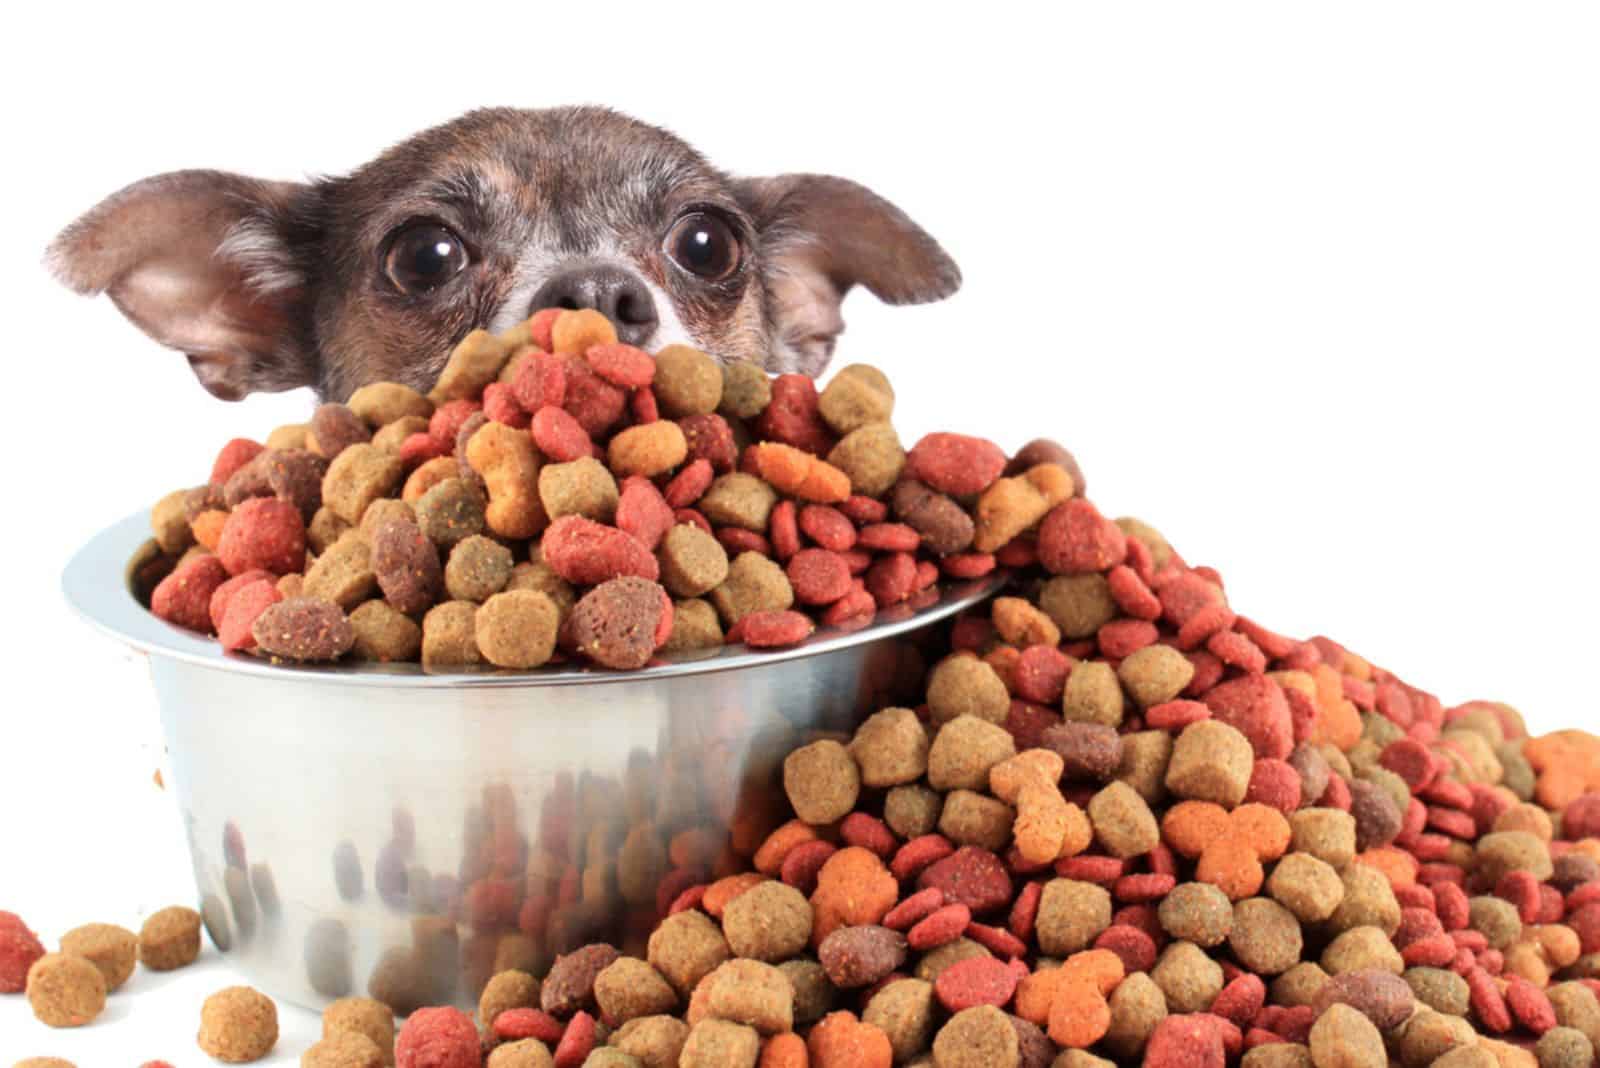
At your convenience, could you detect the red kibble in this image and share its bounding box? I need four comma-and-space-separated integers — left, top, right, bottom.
780, 840, 838, 895
1099, 619, 1159, 658
217, 497, 307, 576
1145, 1015, 1226, 1068
1506, 976, 1557, 1034
531, 405, 593, 462
716, 527, 769, 556
429, 398, 483, 445
1203, 674, 1293, 760
1394, 883, 1437, 911
1421, 777, 1475, 810
662, 457, 714, 508
788, 548, 852, 607
560, 355, 627, 436
211, 438, 266, 486
934, 955, 1021, 1012
907, 904, 972, 950
1013, 645, 1072, 705
1496, 870, 1543, 924
630, 386, 659, 424
1038, 498, 1127, 575
821, 586, 877, 629
769, 500, 801, 561
917, 846, 1012, 914
1107, 564, 1162, 620
542, 516, 659, 584
884, 888, 948, 931
798, 504, 856, 551
512, 351, 567, 411
1427, 806, 1478, 839
1401, 934, 1458, 968
584, 342, 655, 388
1055, 856, 1126, 884
553, 1010, 596, 1067
839, 813, 898, 858
965, 922, 1027, 960
1539, 885, 1565, 924
1211, 974, 1267, 1027
494, 1007, 565, 1044
1146, 700, 1212, 731
396, 1006, 478, 1068
757, 374, 836, 456
1245, 759, 1302, 814
615, 476, 675, 552
866, 552, 918, 607
483, 381, 529, 428
892, 835, 957, 882
1379, 738, 1438, 790
0, 912, 45, 994
1321, 774, 1352, 812
905, 433, 1007, 497
856, 523, 922, 553
218, 579, 283, 653
399, 432, 450, 466
1184, 650, 1227, 697
995, 537, 1039, 569
1114, 873, 1176, 902
737, 610, 815, 649
151, 554, 233, 634
839, 495, 888, 525
941, 553, 997, 578
1095, 923, 1158, 974
1207, 629, 1267, 673
1009, 881, 1044, 944
1466, 967, 1511, 1032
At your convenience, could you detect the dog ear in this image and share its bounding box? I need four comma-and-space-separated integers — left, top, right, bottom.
45, 170, 321, 400
734, 174, 960, 374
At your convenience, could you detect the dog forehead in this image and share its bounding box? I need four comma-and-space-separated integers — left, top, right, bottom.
342, 106, 730, 246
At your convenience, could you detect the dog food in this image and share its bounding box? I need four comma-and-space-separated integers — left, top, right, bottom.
58, 922, 137, 992
197, 985, 279, 1062
137, 308, 1077, 670
0, 910, 45, 993
25, 952, 106, 1028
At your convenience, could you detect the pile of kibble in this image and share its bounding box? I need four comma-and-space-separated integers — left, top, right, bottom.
14, 311, 1600, 1067
138, 307, 1076, 670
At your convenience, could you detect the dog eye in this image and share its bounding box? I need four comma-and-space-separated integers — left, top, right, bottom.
664, 212, 741, 281
385, 223, 469, 294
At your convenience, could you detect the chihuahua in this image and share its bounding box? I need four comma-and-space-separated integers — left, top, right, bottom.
46, 106, 960, 402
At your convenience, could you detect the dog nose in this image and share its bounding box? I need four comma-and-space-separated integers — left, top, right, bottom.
529, 266, 659, 347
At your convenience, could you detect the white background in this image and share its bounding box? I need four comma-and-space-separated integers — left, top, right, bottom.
3, 3, 1597, 1063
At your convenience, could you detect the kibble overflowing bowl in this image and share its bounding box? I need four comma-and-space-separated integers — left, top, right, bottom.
48, 306, 1600, 1068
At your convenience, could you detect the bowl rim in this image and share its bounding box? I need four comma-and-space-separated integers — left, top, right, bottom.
63, 510, 1007, 689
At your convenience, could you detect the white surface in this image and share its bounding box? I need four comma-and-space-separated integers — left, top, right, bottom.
3, 2, 1598, 1063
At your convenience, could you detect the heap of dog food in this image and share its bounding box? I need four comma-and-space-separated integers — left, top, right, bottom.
139, 307, 1068, 670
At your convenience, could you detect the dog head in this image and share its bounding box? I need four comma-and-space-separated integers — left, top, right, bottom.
46, 106, 960, 401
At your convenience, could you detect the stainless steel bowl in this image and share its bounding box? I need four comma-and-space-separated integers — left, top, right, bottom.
63, 511, 1005, 1012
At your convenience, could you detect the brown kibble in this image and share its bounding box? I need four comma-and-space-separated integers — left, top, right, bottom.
198, 985, 278, 1062
680, 1018, 760, 1068
1037, 575, 1118, 640
1322, 925, 1404, 976
700, 959, 793, 1034
1037, 879, 1113, 956
700, 474, 778, 533
1087, 780, 1159, 858
309, 506, 355, 556
659, 523, 731, 598
538, 457, 620, 524
662, 597, 724, 653
372, 415, 430, 454
1267, 851, 1345, 923
709, 551, 793, 627
595, 957, 680, 1024
59, 923, 137, 992
863, 978, 936, 1063
819, 364, 894, 435
886, 784, 944, 839
348, 382, 433, 428
1157, 882, 1233, 947
914, 937, 992, 983
1308, 1002, 1385, 1068
1165, 720, 1254, 806
430, 329, 512, 403
403, 456, 462, 505
940, 789, 1017, 852
475, 590, 560, 669
1116, 645, 1195, 708
323, 444, 405, 524
1062, 661, 1125, 727
717, 362, 772, 420
784, 739, 861, 825
1150, 940, 1224, 1013
1103, 969, 1167, 1058
929, 714, 1018, 791
444, 535, 514, 602
253, 598, 355, 662
1228, 897, 1304, 975
612, 1015, 690, 1067
542, 943, 621, 1017
1290, 808, 1359, 869
932, 1004, 1021, 1068
850, 707, 931, 788
653, 345, 724, 418
302, 1029, 386, 1068
140, 905, 203, 971
304, 530, 378, 609
991, 597, 1062, 648
480, 969, 541, 1036
828, 423, 907, 498
648, 910, 733, 997
722, 880, 812, 962
1325, 864, 1401, 937
927, 655, 1011, 726
348, 600, 423, 662
153, 489, 195, 554
421, 601, 482, 670
309, 403, 372, 460
25, 953, 106, 1028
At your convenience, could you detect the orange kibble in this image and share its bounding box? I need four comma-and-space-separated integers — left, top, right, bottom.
1535, 924, 1581, 968
550, 307, 618, 354
1060, 948, 1125, 997
1047, 977, 1111, 1049
807, 1011, 892, 1068
1354, 846, 1419, 888
796, 460, 851, 504
192, 510, 229, 552
761, 1031, 810, 1068
1161, 801, 1232, 859
1015, 967, 1075, 1026
1228, 803, 1291, 861
1195, 837, 1265, 901
1059, 802, 1094, 859
1503, 941, 1552, 986
992, 597, 1063, 649
985, 645, 1022, 692
991, 750, 1066, 804
750, 443, 851, 504
1015, 785, 1071, 865
1310, 664, 1362, 751
703, 873, 767, 918
754, 821, 821, 876
811, 847, 898, 941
